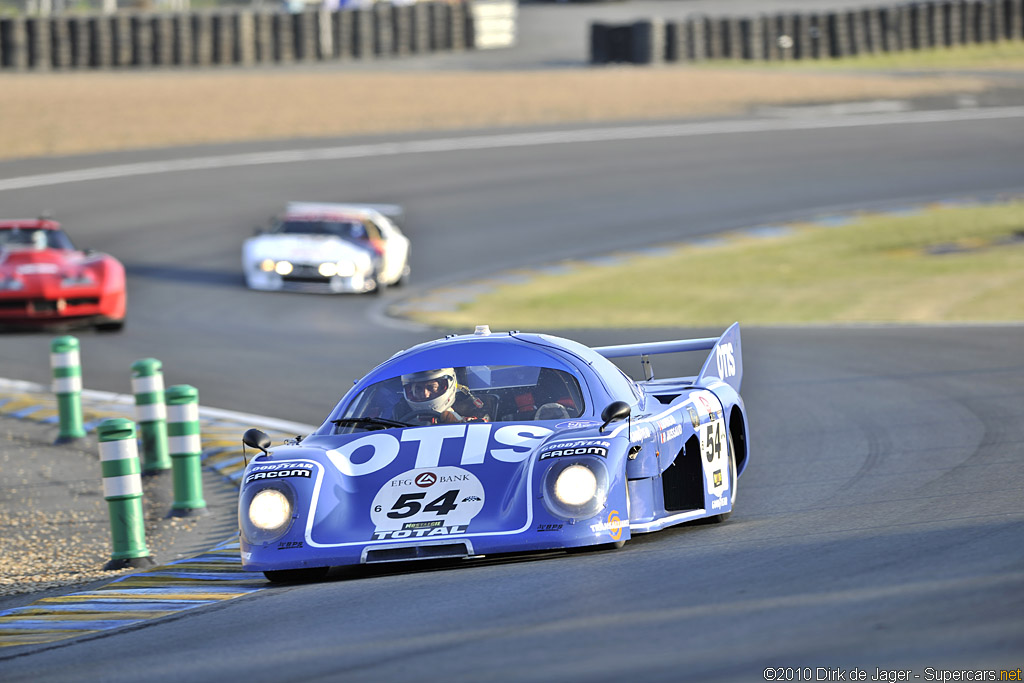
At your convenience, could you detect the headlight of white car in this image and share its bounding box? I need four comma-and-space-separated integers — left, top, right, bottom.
274, 261, 293, 276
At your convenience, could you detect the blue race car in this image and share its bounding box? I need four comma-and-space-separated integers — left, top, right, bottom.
239, 323, 750, 582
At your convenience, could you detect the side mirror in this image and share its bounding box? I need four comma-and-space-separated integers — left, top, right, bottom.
600, 401, 631, 433
243, 428, 271, 455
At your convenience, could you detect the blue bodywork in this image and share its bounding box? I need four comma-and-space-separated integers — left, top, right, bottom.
238, 324, 749, 575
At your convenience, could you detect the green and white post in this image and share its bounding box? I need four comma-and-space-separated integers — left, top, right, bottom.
165, 384, 207, 517
50, 335, 85, 444
97, 418, 154, 570
131, 358, 171, 474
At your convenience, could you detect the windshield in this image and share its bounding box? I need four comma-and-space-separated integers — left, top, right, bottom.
274, 219, 369, 242
335, 364, 585, 432
0, 227, 74, 250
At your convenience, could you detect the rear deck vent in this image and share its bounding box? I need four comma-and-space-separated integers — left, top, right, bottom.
654, 394, 680, 405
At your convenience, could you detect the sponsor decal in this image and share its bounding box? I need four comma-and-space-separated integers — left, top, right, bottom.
659, 424, 683, 444
546, 439, 611, 449
402, 520, 443, 530
631, 425, 652, 443
371, 466, 485, 533
277, 541, 304, 550
326, 424, 552, 477
536, 523, 563, 532
716, 342, 736, 379
244, 469, 312, 484
372, 524, 468, 540
698, 396, 712, 412
250, 462, 314, 472
539, 445, 608, 460
655, 415, 677, 430
555, 420, 602, 430
17, 263, 60, 275
713, 469, 722, 487
241, 551, 252, 560
686, 405, 700, 429
711, 496, 729, 510
589, 509, 626, 540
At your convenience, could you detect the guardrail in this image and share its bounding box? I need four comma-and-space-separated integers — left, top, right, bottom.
591, 0, 1024, 64
0, 0, 515, 70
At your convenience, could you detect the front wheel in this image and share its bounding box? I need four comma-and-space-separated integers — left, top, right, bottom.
263, 566, 329, 584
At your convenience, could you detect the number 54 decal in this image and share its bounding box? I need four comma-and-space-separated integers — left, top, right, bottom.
381, 490, 461, 519
700, 418, 726, 464
370, 467, 486, 532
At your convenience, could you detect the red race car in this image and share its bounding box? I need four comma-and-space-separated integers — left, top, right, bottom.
0, 218, 126, 331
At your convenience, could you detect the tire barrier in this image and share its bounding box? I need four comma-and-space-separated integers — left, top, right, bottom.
0, 0, 514, 70
97, 418, 155, 570
131, 358, 171, 475
590, 0, 1024, 64
50, 335, 85, 445
165, 384, 208, 517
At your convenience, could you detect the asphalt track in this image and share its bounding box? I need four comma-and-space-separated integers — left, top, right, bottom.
2, 15, 1024, 683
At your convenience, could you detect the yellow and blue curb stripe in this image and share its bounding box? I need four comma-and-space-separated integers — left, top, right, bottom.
0, 379, 317, 649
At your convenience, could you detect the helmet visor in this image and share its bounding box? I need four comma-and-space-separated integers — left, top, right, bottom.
404, 376, 452, 404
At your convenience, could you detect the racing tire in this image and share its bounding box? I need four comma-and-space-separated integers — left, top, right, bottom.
95, 320, 125, 333
706, 432, 738, 524
394, 265, 410, 287
263, 566, 330, 584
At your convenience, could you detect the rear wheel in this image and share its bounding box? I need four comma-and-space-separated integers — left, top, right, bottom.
263, 566, 329, 584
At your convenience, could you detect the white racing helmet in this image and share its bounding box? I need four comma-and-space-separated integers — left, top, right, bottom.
401, 368, 457, 414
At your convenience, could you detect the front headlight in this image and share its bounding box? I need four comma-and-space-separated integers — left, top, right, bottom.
335, 261, 356, 277
318, 262, 338, 277
554, 465, 598, 506
249, 489, 291, 531
274, 261, 293, 276
259, 259, 276, 273
542, 458, 609, 521
0, 278, 23, 291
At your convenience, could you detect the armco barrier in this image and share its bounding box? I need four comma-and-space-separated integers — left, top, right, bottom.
0, 0, 513, 70
590, 0, 1024, 64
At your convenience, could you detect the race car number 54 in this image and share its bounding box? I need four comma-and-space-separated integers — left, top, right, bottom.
370, 466, 486, 531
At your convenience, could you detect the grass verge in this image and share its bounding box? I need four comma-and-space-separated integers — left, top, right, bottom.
405, 200, 1024, 329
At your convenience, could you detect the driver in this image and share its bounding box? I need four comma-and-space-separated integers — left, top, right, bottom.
399, 368, 490, 424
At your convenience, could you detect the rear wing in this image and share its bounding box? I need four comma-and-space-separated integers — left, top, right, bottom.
592, 322, 743, 393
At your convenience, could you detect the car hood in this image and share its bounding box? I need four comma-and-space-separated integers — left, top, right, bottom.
0, 247, 99, 283
243, 422, 622, 546
244, 234, 370, 264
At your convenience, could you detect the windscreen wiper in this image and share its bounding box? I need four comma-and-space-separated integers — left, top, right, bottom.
330, 416, 411, 431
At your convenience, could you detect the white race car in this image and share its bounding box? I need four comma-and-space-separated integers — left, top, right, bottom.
243, 202, 411, 294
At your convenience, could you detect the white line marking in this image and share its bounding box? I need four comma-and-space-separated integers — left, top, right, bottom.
2, 107, 1022, 192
